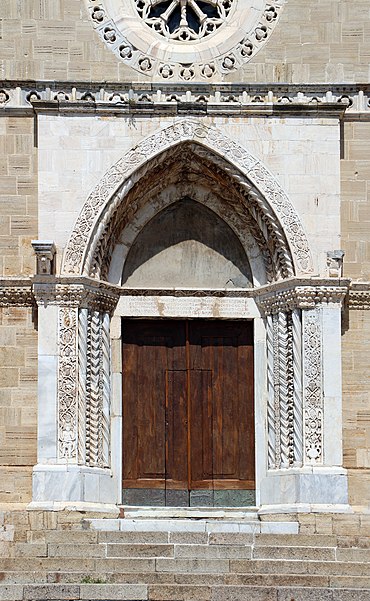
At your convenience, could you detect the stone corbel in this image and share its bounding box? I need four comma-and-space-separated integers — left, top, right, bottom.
32, 240, 56, 275
327, 250, 345, 278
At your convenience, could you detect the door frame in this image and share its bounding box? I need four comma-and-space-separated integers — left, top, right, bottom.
111, 293, 266, 509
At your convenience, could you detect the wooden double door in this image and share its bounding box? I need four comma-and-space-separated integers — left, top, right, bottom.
122, 319, 255, 506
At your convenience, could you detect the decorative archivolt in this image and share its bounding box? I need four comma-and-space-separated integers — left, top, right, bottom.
62, 120, 313, 280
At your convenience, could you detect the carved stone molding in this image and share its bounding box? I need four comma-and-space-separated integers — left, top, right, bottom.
303, 309, 323, 465
266, 308, 303, 471
62, 120, 313, 278
33, 277, 120, 314
58, 307, 79, 461
256, 280, 350, 315
59, 305, 112, 465
88, 148, 293, 283
348, 283, 370, 310
84, 0, 286, 81
0, 279, 34, 307
0, 81, 367, 115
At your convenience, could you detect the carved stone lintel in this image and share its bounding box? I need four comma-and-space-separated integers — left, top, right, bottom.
32, 240, 56, 275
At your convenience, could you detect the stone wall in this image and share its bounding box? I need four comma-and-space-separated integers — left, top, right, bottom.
0, 117, 37, 278
0, 115, 37, 503
341, 121, 370, 507
0, 307, 37, 503
0, 0, 369, 84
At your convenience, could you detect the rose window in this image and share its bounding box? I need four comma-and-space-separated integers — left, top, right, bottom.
135, 0, 234, 41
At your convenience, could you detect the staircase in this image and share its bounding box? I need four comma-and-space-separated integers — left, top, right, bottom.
0, 511, 370, 600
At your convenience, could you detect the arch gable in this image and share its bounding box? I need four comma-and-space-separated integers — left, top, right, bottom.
62, 120, 313, 277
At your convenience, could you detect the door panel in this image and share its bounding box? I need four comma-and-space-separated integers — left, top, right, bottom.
122, 320, 186, 490
122, 319, 254, 505
165, 369, 188, 489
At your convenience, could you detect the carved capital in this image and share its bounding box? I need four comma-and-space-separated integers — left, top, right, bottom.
32, 277, 120, 314
255, 279, 350, 315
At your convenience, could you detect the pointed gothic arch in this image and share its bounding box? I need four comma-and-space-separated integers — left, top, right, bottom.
61, 120, 313, 281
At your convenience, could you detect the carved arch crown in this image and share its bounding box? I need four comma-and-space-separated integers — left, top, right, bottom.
62, 120, 313, 281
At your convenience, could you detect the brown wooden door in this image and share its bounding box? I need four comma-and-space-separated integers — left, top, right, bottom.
122, 319, 254, 506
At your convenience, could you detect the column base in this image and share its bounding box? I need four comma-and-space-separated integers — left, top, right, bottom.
31, 464, 119, 506
260, 466, 349, 507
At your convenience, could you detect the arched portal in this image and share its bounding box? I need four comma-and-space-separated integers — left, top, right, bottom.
32, 121, 349, 513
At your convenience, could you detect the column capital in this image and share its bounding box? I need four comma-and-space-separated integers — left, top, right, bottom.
255, 278, 350, 315
32, 276, 120, 315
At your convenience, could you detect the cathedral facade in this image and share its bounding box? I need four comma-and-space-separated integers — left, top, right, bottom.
0, 0, 369, 516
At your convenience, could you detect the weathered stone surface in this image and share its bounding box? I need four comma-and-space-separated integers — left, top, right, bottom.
107, 544, 174, 558
79, 584, 148, 600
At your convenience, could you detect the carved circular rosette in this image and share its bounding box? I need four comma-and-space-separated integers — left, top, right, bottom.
85, 0, 286, 81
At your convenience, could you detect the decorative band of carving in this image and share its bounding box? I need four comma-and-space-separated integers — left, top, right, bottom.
60, 306, 111, 467
83, 309, 111, 468
0, 280, 34, 306
267, 309, 303, 470
292, 308, 303, 467
0, 81, 367, 113
256, 283, 349, 315
58, 307, 79, 461
266, 314, 276, 469
61, 120, 313, 278
33, 278, 120, 314
348, 285, 370, 310
303, 309, 323, 465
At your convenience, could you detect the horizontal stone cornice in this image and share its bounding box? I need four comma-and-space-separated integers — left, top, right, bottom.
0, 81, 369, 117
348, 282, 370, 310
0, 277, 369, 312
0, 278, 34, 306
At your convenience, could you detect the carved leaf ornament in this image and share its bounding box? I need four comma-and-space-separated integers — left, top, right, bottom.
85, 0, 286, 80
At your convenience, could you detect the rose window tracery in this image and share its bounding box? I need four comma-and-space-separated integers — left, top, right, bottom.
135, 0, 233, 41
85, 0, 286, 80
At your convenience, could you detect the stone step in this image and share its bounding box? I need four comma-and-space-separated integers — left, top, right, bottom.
86, 518, 298, 534
31, 530, 340, 548
1, 571, 370, 590
122, 507, 259, 521
3, 555, 370, 576
1, 583, 370, 601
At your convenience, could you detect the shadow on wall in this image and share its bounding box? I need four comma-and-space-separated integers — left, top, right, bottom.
122, 197, 253, 289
